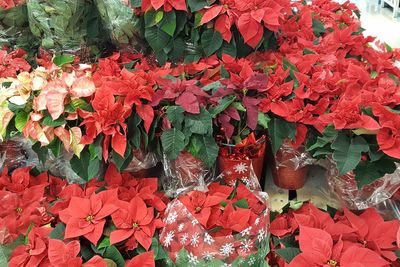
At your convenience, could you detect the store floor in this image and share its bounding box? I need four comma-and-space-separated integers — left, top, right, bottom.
349, 0, 400, 47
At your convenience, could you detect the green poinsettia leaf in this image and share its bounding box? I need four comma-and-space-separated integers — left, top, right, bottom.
274, 247, 300, 263
53, 54, 74, 67
354, 158, 397, 189
161, 128, 186, 160
160, 11, 176, 36
332, 133, 369, 176
188, 134, 218, 168
103, 245, 125, 267
268, 117, 296, 154
14, 111, 29, 132
48, 223, 66, 240
0, 236, 24, 266
201, 29, 223, 57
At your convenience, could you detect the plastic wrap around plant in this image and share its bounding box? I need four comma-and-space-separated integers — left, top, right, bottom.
161, 151, 215, 197
274, 141, 314, 170
0, 3, 35, 48
27, 0, 91, 52
119, 148, 159, 174
326, 160, 400, 210
159, 178, 270, 266
0, 136, 38, 172
94, 0, 145, 53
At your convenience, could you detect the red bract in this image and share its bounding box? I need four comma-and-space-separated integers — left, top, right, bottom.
178, 191, 224, 228
47, 239, 82, 267
110, 196, 163, 250
372, 105, 400, 159
0, 49, 30, 77
152, 78, 209, 114
59, 189, 119, 245
126, 251, 155, 267
9, 227, 52, 267
141, 0, 186, 12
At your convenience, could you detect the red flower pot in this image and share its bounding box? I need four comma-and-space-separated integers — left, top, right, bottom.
270, 141, 309, 190
218, 143, 266, 185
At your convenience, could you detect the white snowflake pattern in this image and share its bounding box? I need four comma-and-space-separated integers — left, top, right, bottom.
178, 223, 185, 232
241, 226, 252, 236
247, 256, 256, 265
233, 162, 248, 174
254, 217, 260, 226
190, 232, 200, 247
191, 218, 199, 225
219, 243, 235, 256
165, 211, 178, 224
226, 170, 232, 175
202, 251, 216, 261
258, 228, 266, 242
180, 233, 189, 245
240, 239, 253, 253
163, 231, 175, 247
222, 264, 232, 267
188, 252, 199, 265
240, 177, 251, 186
204, 233, 215, 245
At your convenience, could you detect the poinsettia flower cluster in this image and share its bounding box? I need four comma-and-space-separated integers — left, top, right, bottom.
160, 180, 270, 264
1, 165, 169, 267
0, 48, 30, 78
269, 202, 400, 266
0, 0, 25, 10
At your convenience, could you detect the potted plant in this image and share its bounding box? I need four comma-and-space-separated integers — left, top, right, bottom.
151, 76, 219, 195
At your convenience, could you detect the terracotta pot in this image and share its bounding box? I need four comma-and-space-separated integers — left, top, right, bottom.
0, 140, 27, 171
271, 141, 308, 190
218, 142, 266, 185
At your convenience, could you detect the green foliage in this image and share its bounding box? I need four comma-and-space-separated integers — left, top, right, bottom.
268, 117, 297, 154
70, 149, 100, 181
274, 247, 301, 263
0, 236, 24, 266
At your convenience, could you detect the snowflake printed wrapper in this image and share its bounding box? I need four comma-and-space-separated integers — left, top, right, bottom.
160, 182, 270, 266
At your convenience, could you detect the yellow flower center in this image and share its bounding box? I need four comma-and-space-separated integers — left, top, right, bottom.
86, 215, 95, 222
16, 207, 23, 214
327, 260, 337, 266
195, 207, 202, 213
132, 222, 139, 228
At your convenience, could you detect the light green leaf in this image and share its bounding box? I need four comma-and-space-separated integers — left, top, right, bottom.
160, 11, 176, 36
258, 113, 270, 129
97, 237, 110, 250
15, 111, 29, 132
103, 245, 125, 267
42, 115, 66, 127
0, 236, 24, 266
53, 54, 74, 67
331, 133, 369, 175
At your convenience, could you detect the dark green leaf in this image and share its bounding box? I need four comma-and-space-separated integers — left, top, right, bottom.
354, 159, 396, 189
145, 26, 171, 52
112, 148, 133, 172
312, 19, 325, 37
70, 150, 100, 181
395, 250, 400, 259
130, 0, 141, 8
187, 0, 207, 12
258, 113, 270, 129
327, 205, 337, 218
32, 142, 48, 163
161, 128, 186, 160
48, 138, 62, 157
332, 133, 369, 175
209, 95, 236, 117
89, 136, 103, 160
166, 106, 185, 129
202, 81, 223, 92
48, 223, 66, 240
268, 117, 296, 154
189, 134, 218, 168
274, 247, 300, 263
42, 115, 66, 127
201, 29, 223, 57
103, 245, 125, 267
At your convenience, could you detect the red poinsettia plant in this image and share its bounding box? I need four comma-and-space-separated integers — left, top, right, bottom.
269, 202, 400, 266
0, 164, 170, 267
160, 176, 270, 265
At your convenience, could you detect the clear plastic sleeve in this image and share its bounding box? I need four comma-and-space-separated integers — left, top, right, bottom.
117, 148, 159, 175
160, 166, 270, 266
94, 0, 146, 53
161, 151, 215, 197
326, 160, 400, 210
26, 0, 92, 53
0, 136, 38, 172
269, 140, 315, 190
0, 3, 36, 49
